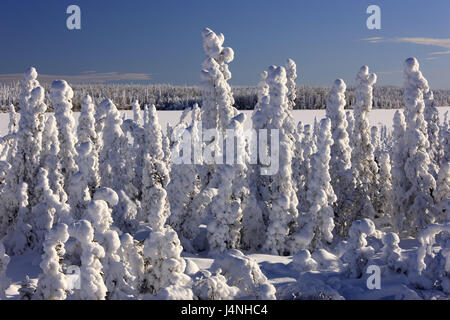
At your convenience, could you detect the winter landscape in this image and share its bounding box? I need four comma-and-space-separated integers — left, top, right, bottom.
0, 1, 449, 302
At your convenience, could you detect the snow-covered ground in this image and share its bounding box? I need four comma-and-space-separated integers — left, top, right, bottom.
1, 107, 449, 137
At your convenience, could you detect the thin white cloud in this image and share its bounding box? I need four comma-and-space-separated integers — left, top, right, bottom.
0, 71, 151, 83
361, 36, 450, 58
361, 36, 384, 43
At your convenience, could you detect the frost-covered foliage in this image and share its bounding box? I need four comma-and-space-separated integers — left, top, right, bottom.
286, 58, 297, 110
381, 232, 407, 272
119, 233, 144, 293
141, 153, 170, 229
141, 226, 192, 298
289, 249, 318, 273
98, 99, 132, 193
207, 165, 243, 253
192, 270, 240, 300
376, 152, 393, 223
402, 58, 437, 234
32, 168, 71, 247
76, 95, 99, 194
69, 220, 107, 300
391, 110, 408, 232
35, 223, 69, 300
258, 65, 298, 255
207, 113, 259, 253
325, 79, 355, 236
82, 197, 135, 299
291, 118, 336, 251
200, 27, 237, 132
68, 143, 93, 220
132, 99, 142, 124
0, 68, 46, 239
435, 131, 449, 220
409, 222, 450, 292
168, 105, 202, 240
424, 90, 440, 178
340, 219, 379, 278
18, 276, 36, 300
3, 182, 34, 255
346, 111, 355, 148
210, 250, 276, 299
140, 105, 171, 229
295, 124, 316, 213
41, 115, 67, 204
0, 241, 11, 299
51, 80, 78, 189
351, 66, 379, 219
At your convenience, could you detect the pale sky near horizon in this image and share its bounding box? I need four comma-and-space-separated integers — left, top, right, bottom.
0, 0, 449, 88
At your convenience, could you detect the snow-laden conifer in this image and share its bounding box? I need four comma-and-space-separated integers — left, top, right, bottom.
51, 80, 78, 189
325, 79, 355, 236
402, 58, 436, 234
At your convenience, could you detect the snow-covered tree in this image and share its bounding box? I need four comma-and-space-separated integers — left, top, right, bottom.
0, 69, 47, 237
1, 104, 18, 163
51, 80, 78, 189
296, 124, 316, 213
83, 199, 134, 299
0, 241, 11, 299
69, 220, 107, 300
371, 126, 381, 163
141, 226, 192, 298
76, 95, 99, 194
3, 183, 34, 255
340, 219, 378, 278
325, 79, 355, 236
402, 57, 436, 234
346, 111, 355, 148
291, 118, 336, 251
391, 110, 408, 232
207, 164, 242, 253
119, 233, 144, 293
98, 99, 132, 193
32, 168, 65, 248
286, 58, 297, 110
435, 129, 449, 221
132, 99, 142, 124
41, 115, 67, 204
381, 232, 406, 272
424, 90, 440, 178
68, 143, 93, 220
141, 153, 170, 229
290, 249, 318, 273
210, 249, 276, 299
168, 106, 202, 240
192, 270, 240, 300
77, 95, 97, 146
378, 152, 394, 223
35, 223, 70, 300
18, 276, 36, 300
200, 27, 237, 133
351, 66, 378, 219
208, 113, 260, 253
257, 65, 298, 255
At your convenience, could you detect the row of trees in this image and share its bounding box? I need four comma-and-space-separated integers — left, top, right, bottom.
2, 82, 450, 112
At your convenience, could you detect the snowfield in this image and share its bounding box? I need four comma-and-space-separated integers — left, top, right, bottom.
0, 28, 449, 301
1, 107, 449, 137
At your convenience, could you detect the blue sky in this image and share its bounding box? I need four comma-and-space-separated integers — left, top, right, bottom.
0, 0, 449, 88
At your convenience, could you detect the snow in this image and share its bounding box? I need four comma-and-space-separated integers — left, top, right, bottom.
1, 108, 449, 138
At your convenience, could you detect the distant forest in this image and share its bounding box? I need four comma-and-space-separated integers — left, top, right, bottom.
1, 82, 450, 112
